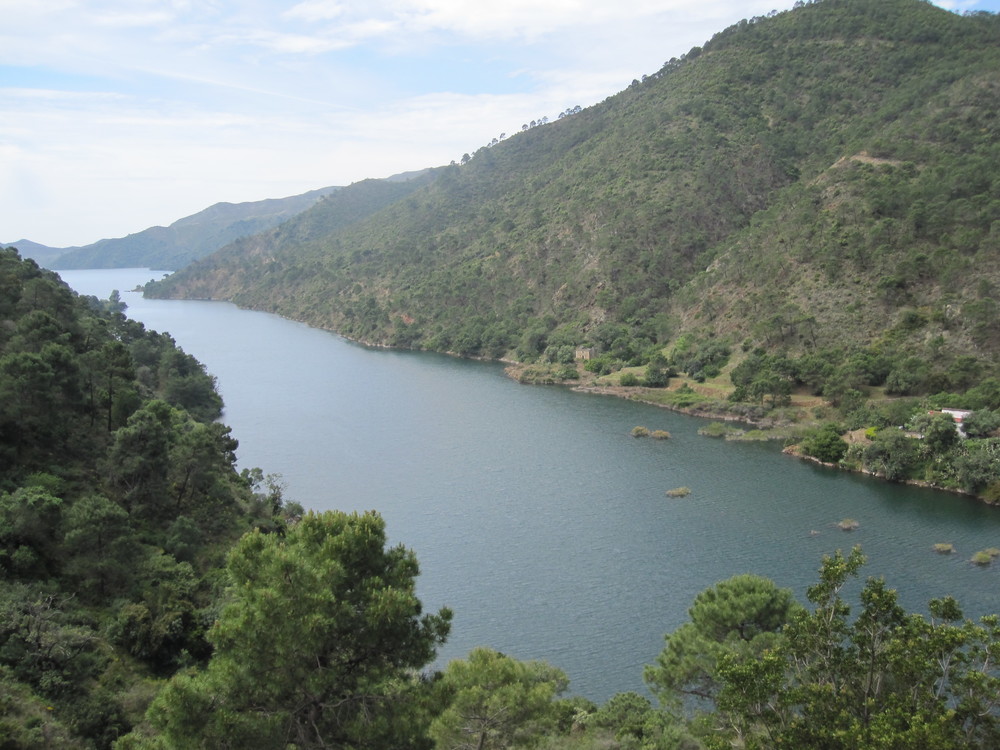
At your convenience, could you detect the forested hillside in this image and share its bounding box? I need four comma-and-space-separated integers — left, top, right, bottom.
0, 248, 301, 745
150, 0, 1000, 403
47, 186, 339, 271
143, 171, 443, 301
4, 244, 1000, 746
0, 248, 459, 748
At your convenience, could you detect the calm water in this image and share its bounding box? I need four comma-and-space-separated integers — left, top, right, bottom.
63, 268, 1000, 701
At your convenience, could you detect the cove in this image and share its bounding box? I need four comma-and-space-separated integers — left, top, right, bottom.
62, 268, 1000, 702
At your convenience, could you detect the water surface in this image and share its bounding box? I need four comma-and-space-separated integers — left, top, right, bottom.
63, 268, 1000, 701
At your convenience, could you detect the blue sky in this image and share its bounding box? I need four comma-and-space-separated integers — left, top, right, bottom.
2, 0, 998, 247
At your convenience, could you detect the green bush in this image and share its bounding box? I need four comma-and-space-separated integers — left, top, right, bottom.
801, 424, 848, 464
556, 364, 580, 380
971, 550, 993, 566
698, 422, 743, 438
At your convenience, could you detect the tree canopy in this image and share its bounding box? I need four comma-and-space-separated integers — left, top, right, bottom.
134, 510, 452, 749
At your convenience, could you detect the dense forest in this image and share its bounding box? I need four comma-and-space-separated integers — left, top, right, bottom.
3, 245, 1000, 748
147, 0, 1000, 500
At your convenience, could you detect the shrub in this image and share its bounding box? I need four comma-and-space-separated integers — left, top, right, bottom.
933, 543, 955, 554
631, 426, 650, 438
584, 354, 618, 376
699, 422, 736, 438
619, 372, 640, 386
650, 430, 671, 440
801, 423, 848, 464
963, 410, 1000, 438
984, 481, 1000, 504
838, 518, 860, 531
971, 550, 993, 566
643, 362, 672, 388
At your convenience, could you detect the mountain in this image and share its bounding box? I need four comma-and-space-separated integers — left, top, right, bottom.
1, 238, 64, 267
148, 0, 1000, 402
141, 170, 444, 300
44, 185, 340, 271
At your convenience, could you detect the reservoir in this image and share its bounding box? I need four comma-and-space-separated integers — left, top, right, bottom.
62, 268, 1000, 702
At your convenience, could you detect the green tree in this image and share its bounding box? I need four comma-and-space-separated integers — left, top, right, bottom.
953, 440, 1000, 493
590, 691, 697, 748
99, 341, 137, 431
910, 411, 961, 454
801, 423, 848, 464
710, 548, 1000, 749
61, 493, 135, 601
156, 348, 223, 422
138, 511, 451, 749
165, 419, 240, 533
0, 351, 58, 466
0, 581, 102, 702
644, 353, 672, 388
104, 401, 172, 518
862, 428, 919, 481
107, 549, 205, 674
644, 574, 799, 711
0, 487, 63, 578
430, 647, 568, 750
962, 410, 1000, 439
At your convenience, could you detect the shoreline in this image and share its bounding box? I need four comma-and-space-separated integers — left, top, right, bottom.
146, 292, 1000, 510
542, 376, 999, 509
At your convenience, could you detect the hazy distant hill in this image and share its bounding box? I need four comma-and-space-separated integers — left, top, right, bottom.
142, 171, 443, 300
1, 238, 64, 267
149, 0, 1000, 398
39, 186, 339, 271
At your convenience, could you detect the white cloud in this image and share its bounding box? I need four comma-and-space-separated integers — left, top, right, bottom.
241, 30, 351, 55
285, 0, 348, 23
91, 9, 175, 28
398, 0, 586, 38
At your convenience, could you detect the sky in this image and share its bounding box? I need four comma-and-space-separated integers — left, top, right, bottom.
2, 0, 999, 247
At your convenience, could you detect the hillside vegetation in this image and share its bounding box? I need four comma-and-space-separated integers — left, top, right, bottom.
151, 0, 999, 386
0, 248, 298, 745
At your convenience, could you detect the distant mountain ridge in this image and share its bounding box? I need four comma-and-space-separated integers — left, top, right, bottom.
141, 171, 444, 300
6, 185, 341, 271
1, 238, 64, 268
